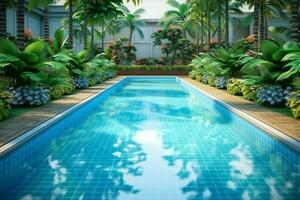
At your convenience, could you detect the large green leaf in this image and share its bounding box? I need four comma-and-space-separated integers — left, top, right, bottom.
24, 40, 45, 54
0, 53, 19, 63
261, 40, 280, 61
0, 39, 20, 56
20, 72, 42, 82
18, 52, 40, 63
77, 50, 88, 62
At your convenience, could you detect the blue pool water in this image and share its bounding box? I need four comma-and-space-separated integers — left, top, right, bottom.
0, 77, 299, 200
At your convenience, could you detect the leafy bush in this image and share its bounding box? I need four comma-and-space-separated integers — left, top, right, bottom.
152, 25, 196, 65
201, 75, 210, 84
286, 91, 300, 118
240, 40, 300, 85
256, 85, 291, 106
214, 77, 228, 89
106, 38, 136, 64
8, 86, 50, 106
74, 78, 89, 89
241, 84, 261, 101
208, 76, 216, 87
0, 91, 12, 121
226, 78, 244, 95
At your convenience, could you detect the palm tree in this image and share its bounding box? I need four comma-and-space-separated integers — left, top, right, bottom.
106, 18, 122, 41
64, 0, 75, 49
290, 0, 300, 42
216, 0, 221, 45
16, 0, 25, 49
116, 5, 146, 45
224, 0, 229, 48
161, 0, 196, 38
29, 0, 57, 43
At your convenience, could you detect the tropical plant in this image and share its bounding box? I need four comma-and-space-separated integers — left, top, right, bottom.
240, 40, 300, 86
286, 90, 300, 118
0, 91, 12, 121
152, 26, 196, 64
161, 0, 196, 38
106, 38, 137, 64
116, 5, 146, 45
226, 78, 244, 95
16, 0, 25, 49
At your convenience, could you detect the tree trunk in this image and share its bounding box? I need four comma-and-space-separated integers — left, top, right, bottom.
101, 25, 105, 51
196, 23, 200, 54
17, 0, 25, 49
68, 2, 73, 49
225, 0, 229, 48
82, 0, 88, 50
90, 25, 94, 56
291, 0, 300, 42
207, 8, 211, 53
129, 28, 133, 46
264, 13, 268, 40
217, 0, 221, 45
0, 2, 6, 38
201, 12, 204, 51
258, 1, 264, 52
43, 8, 49, 43
253, 0, 259, 51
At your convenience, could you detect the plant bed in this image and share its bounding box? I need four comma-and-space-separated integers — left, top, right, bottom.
116, 65, 189, 75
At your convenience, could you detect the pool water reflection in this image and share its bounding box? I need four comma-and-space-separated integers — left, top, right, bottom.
0, 77, 299, 199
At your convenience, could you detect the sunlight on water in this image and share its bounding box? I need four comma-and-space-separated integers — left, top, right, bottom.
0, 77, 299, 200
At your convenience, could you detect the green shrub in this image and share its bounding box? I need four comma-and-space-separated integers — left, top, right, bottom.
226, 78, 243, 95
0, 91, 12, 121
241, 84, 261, 101
214, 77, 228, 89
208, 76, 216, 87
286, 91, 300, 118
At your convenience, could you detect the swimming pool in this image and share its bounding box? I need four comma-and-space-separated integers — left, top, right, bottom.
0, 77, 299, 199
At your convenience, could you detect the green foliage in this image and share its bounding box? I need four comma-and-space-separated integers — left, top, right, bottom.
152, 26, 196, 64
286, 91, 300, 119
0, 39, 62, 87
208, 76, 216, 87
106, 38, 137, 64
52, 28, 68, 53
241, 84, 261, 101
226, 78, 244, 96
240, 40, 300, 85
0, 91, 12, 121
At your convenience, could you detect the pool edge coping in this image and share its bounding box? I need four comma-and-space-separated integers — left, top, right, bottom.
179, 77, 300, 152
0, 77, 127, 157
0, 75, 299, 156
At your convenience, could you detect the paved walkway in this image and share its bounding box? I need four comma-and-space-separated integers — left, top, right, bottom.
182, 77, 300, 142
0, 76, 299, 148
0, 77, 124, 147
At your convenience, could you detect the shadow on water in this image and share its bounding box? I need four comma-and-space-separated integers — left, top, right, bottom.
211, 100, 233, 124
0, 97, 149, 199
